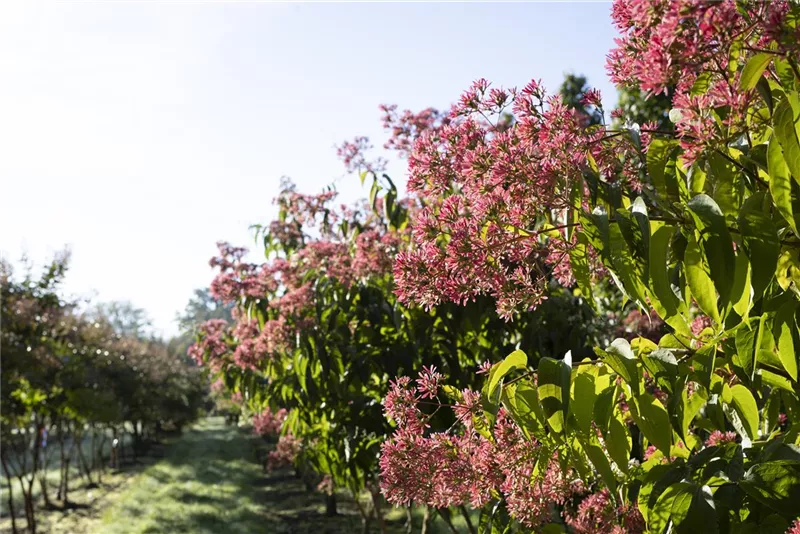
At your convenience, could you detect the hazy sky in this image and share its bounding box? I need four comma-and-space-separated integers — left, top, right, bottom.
0, 1, 619, 338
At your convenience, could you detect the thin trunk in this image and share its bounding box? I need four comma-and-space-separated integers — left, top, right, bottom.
23, 419, 43, 534
368, 485, 387, 534
96, 432, 107, 484
420, 506, 430, 534
459, 505, 476, 534
405, 506, 413, 534
90, 425, 97, 472
1, 451, 19, 534
57, 423, 66, 501
350, 488, 371, 534
37, 424, 52, 508
131, 422, 139, 461
437, 508, 459, 534
325, 493, 338, 516
110, 427, 119, 470
77, 431, 95, 486
14, 477, 28, 532
38, 476, 52, 509
62, 426, 78, 505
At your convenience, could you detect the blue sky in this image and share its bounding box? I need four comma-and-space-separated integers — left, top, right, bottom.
0, 2, 619, 337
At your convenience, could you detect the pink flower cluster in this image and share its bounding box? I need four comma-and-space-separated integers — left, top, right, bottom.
691, 314, 713, 337
395, 79, 631, 319
316, 474, 334, 495
336, 136, 387, 174
608, 0, 742, 95
252, 407, 288, 438
379, 370, 588, 529
379, 104, 450, 158
607, 0, 797, 163
187, 319, 229, 367
565, 489, 645, 534
267, 433, 302, 471
704, 430, 737, 447
196, 180, 406, 375
787, 519, 800, 534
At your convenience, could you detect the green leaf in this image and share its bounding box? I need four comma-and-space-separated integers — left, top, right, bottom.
609, 214, 649, 309
739, 193, 780, 299
757, 76, 775, 115
606, 404, 632, 472
678, 383, 708, 443
730, 248, 752, 320
740, 460, 800, 517
691, 72, 713, 96
537, 357, 571, 434
677, 485, 717, 534
774, 98, 800, 184
569, 233, 595, 307
729, 383, 760, 440
685, 232, 720, 324
487, 349, 527, 399
650, 223, 689, 328
691, 343, 717, 390
502, 382, 546, 441
642, 348, 679, 393
768, 137, 800, 236
740, 53, 773, 91
571, 372, 596, 435
638, 464, 684, 526
650, 481, 694, 534
773, 300, 798, 381
580, 433, 617, 494
630, 392, 673, 456
597, 338, 640, 394
706, 153, 744, 220
647, 138, 678, 202
735, 316, 763, 383
688, 194, 736, 308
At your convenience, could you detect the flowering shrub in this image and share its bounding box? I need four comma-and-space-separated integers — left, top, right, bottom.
266, 433, 303, 472
190, 1, 800, 531
379, 1, 800, 532
252, 407, 287, 438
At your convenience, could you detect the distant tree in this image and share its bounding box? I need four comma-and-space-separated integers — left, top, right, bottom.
170, 288, 234, 359
176, 288, 233, 333
90, 301, 151, 338
559, 73, 603, 126
615, 85, 673, 130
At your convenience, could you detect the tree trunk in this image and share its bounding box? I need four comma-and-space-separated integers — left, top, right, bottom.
420, 506, 430, 534
38, 475, 53, 509
24, 477, 36, 534
57, 422, 66, 501
368, 485, 387, 534
437, 508, 460, 534
28, 419, 43, 533
459, 505, 476, 534
77, 431, 95, 487
325, 493, 338, 516
1, 451, 19, 534
62, 427, 78, 506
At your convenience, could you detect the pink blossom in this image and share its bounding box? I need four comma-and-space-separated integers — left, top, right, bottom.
253, 407, 288, 438
705, 430, 737, 447
267, 433, 302, 471
566, 489, 645, 534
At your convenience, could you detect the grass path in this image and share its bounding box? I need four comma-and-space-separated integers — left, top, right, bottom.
95, 417, 368, 534
2, 417, 472, 534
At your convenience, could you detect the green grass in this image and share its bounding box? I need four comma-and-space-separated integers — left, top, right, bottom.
2, 417, 476, 533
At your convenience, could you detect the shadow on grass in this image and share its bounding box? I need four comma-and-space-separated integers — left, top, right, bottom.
98, 418, 370, 534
